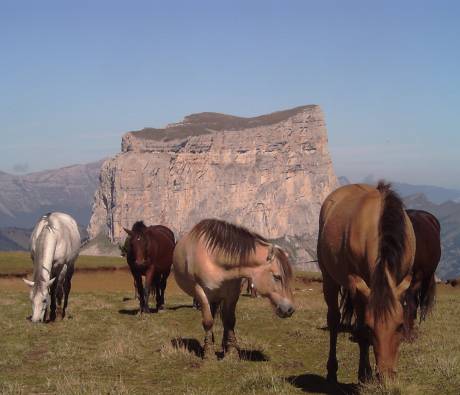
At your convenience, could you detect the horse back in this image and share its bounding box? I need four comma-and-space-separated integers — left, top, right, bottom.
150, 225, 175, 244
319, 184, 383, 284
318, 184, 414, 285
146, 225, 175, 272
406, 209, 441, 278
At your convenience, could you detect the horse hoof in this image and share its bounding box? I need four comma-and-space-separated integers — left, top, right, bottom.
224, 346, 240, 359
203, 347, 216, 360
358, 372, 373, 383
326, 373, 337, 383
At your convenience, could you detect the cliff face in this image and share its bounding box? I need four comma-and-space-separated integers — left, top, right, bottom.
88, 105, 338, 268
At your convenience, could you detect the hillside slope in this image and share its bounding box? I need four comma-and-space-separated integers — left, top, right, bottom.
0, 160, 103, 228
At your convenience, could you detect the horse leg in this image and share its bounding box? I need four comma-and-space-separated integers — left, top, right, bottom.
55, 282, 64, 320
49, 281, 58, 322
323, 272, 340, 382
62, 267, 74, 320
356, 305, 372, 382
143, 267, 155, 313
222, 284, 240, 357
195, 285, 215, 359
154, 273, 162, 311
132, 272, 145, 313
158, 270, 170, 310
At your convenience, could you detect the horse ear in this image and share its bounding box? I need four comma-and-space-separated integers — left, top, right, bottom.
349, 274, 370, 300
23, 278, 34, 287
396, 274, 412, 298
123, 227, 133, 236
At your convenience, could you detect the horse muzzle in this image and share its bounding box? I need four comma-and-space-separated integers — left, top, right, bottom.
276, 302, 295, 318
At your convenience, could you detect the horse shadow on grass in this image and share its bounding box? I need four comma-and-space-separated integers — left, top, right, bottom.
287, 374, 359, 394
118, 308, 140, 315
167, 304, 195, 311
119, 307, 166, 315
171, 338, 203, 358
170, 337, 269, 361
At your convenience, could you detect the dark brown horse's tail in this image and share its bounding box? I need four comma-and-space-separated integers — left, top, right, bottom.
370, 181, 407, 319
419, 274, 436, 321
339, 287, 354, 330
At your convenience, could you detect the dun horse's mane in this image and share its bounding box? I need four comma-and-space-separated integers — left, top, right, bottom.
190, 219, 293, 288
369, 181, 407, 320
190, 219, 266, 265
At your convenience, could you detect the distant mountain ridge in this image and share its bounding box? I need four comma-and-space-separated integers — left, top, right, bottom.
0, 160, 104, 228
360, 176, 460, 204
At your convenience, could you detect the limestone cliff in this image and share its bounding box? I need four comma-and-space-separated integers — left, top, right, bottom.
88, 105, 338, 269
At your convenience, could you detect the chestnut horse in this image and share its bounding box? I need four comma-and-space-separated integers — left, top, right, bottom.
317, 182, 415, 381
123, 221, 175, 313
405, 209, 441, 330
173, 219, 294, 359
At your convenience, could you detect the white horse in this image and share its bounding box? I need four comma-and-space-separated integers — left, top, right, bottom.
23, 212, 81, 323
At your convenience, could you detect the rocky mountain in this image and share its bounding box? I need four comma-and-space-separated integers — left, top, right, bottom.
88, 105, 338, 268
394, 183, 460, 204
0, 227, 30, 251
0, 160, 104, 228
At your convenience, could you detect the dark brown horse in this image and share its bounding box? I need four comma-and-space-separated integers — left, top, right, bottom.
405, 209, 441, 330
123, 221, 175, 313
317, 182, 415, 382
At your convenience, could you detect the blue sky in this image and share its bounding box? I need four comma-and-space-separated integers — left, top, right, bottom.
1, 1, 459, 188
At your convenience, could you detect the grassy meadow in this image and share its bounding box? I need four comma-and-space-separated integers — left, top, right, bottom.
0, 253, 459, 394
0, 252, 125, 276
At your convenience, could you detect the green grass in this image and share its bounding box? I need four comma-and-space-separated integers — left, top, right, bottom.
0, 252, 125, 275
0, 272, 459, 394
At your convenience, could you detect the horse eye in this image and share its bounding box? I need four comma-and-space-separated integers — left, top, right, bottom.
273, 274, 282, 282
396, 323, 404, 333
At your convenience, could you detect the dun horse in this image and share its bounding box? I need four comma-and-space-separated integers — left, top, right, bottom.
406, 209, 441, 330
317, 182, 415, 381
124, 221, 175, 313
23, 212, 80, 323
173, 219, 295, 358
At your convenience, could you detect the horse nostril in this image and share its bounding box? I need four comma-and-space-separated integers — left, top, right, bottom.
284, 306, 295, 317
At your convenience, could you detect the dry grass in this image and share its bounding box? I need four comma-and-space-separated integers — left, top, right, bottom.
0, 251, 125, 275
0, 262, 459, 394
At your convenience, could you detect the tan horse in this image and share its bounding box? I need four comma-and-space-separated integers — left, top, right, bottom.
317, 182, 415, 382
173, 219, 295, 359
